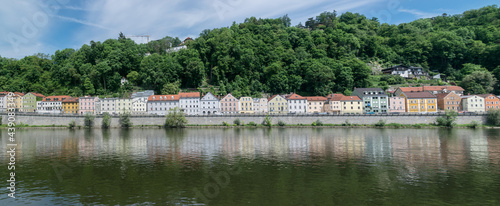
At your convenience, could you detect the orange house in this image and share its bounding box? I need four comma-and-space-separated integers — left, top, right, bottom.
478, 94, 500, 111
435, 92, 461, 112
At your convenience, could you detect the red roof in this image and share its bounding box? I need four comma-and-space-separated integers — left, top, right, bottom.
285, 93, 306, 100
477, 94, 498, 99
179, 92, 200, 98
340, 96, 361, 101
326, 93, 345, 101
305, 96, 327, 101
14, 92, 25, 96
398, 87, 423, 92
31, 92, 46, 98
62, 97, 79, 103
43, 95, 71, 102
404, 91, 436, 99
148, 95, 180, 101
268, 94, 283, 101
423, 86, 464, 92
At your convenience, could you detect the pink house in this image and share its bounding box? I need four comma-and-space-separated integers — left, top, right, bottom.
79, 96, 99, 114
220, 93, 239, 114
389, 96, 405, 113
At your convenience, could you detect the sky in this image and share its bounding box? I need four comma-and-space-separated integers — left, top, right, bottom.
0, 0, 498, 59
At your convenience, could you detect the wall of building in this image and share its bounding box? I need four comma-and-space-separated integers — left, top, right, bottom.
1, 113, 487, 127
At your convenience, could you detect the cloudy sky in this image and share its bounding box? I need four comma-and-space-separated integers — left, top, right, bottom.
0, 0, 497, 59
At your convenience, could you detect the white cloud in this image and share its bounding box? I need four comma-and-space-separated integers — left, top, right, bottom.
398, 8, 440, 18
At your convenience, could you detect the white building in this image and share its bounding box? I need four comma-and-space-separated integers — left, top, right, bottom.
116, 98, 132, 114
461, 95, 485, 113
147, 95, 180, 115
253, 98, 268, 114
179, 92, 200, 115
37, 96, 70, 114
100, 98, 117, 115
132, 99, 147, 115
199, 92, 220, 115
285, 93, 308, 114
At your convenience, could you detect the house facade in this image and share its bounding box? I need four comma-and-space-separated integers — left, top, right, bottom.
253, 98, 268, 114
340, 96, 363, 114
116, 98, 132, 114
22, 92, 41, 112
131, 99, 147, 115
179, 92, 200, 115
435, 92, 461, 112
239, 96, 254, 114
220, 93, 239, 114
422, 86, 465, 95
388, 96, 405, 113
79, 96, 99, 114
200, 92, 220, 115
62, 97, 79, 114
461, 95, 485, 113
285, 93, 307, 114
323, 94, 344, 114
305, 96, 327, 113
400, 91, 437, 113
100, 98, 117, 115
37, 95, 70, 114
352, 88, 388, 113
382, 65, 429, 79
268, 95, 287, 114
478, 94, 500, 111
147, 95, 180, 115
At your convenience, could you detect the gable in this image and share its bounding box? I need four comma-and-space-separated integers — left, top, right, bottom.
202, 92, 218, 101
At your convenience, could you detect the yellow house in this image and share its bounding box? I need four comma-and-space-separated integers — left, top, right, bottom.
11, 92, 25, 112
268, 94, 288, 114
306, 96, 327, 113
340, 96, 363, 114
239, 96, 254, 114
400, 91, 437, 113
323, 94, 345, 114
62, 97, 79, 114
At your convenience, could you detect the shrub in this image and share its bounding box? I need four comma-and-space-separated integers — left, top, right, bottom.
436, 110, 458, 128
469, 121, 480, 129
102, 112, 111, 129
222, 121, 231, 126
278, 120, 286, 126
0, 115, 2, 125
233, 118, 241, 126
486, 109, 500, 126
262, 114, 272, 127
342, 120, 352, 126
315, 119, 323, 126
375, 119, 386, 127
84, 113, 95, 128
248, 121, 257, 126
165, 107, 187, 128
68, 120, 76, 129
119, 112, 133, 128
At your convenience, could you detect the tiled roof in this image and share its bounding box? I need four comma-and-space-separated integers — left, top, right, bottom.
30, 92, 45, 98
268, 94, 284, 101
179, 92, 200, 98
477, 94, 497, 99
423, 86, 464, 92
285, 93, 306, 100
42, 95, 71, 102
404, 91, 436, 99
327, 93, 345, 101
340, 96, 361, 101
398, 87, 423, 92
305, 96, 327, 101
62, 97, 79, 103
148, 95, 180, 101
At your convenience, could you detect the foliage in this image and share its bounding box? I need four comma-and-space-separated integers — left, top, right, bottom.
342, 120, 352, 126
262, 115, 272, 127
233, 118, 241, 126
278, 120, 286, 126
313, 119, 323, 126
436, 110, 458, 128
102, 112, 111, 128
68, 120, 76, 129
222, 121, 231, 126
375, 119, 386, 127
119, 112, 133, 128
460, 71, 498, 94
161, 81, 180, 94
84, 113, 95, 128
486, 109, 500, 126
164, 107, 187, 128
247, 121, 257, 126
468, 121, 480, 128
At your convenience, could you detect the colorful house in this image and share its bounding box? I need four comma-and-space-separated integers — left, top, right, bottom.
116, 98, 132, 114
179, 92, 200, 115
200, 92, 220, 115
38, 95, 71, 114
400, 91, 437, 113
324, 94, 345, 114
220, 93, 239, 114
478, 94, 500, 111
435, 92, 461, 112
305, 96, 327, 113
239, 96, 254, 114
388, 96, 405, 113
79, 96, 99, 115
132, 99, 147, 115
62, 97, 79, 114
395, 86, 465, 97
268, 94, 287, 114
461, 95, 485, 113
147, 95, 180, 115
340, 96, 363, 114
352, 88, 388, 113
253, 98, 268, 114
285, 93, 307, 114
22, 92, 45, 112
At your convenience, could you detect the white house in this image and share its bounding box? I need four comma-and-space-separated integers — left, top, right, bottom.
132, 99, 147, 115
37, 95, 70, 114
199, 92, 220, 115
461, 95, 485, 113
147, 94, 180, 115
285, 93, 308, 114
116, 98, 132, 114
253, 98, 268, 113
100, 98, 117, 115
179, 92, 200, 115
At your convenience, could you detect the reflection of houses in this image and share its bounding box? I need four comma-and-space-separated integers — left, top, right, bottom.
382, 64, 429, 79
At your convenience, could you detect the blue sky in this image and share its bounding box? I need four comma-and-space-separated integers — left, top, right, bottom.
1, 0, 498, 59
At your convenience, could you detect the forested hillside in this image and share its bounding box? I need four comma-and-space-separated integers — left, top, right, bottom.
1, 5, 499, 97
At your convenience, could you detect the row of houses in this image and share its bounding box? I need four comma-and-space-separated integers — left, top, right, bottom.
1, 86, 499, 115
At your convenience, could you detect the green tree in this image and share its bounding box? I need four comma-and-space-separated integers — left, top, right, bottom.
436, 110, 458, 128
161, 81, 180, 94
119, 112, 133, 128
102, 112, 111, 129
84, 113, 95, 128
164, 107, 187, 128
84, 77, 95, 95
460, 71, 497, 94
